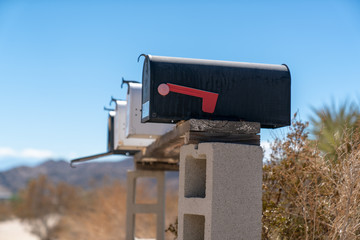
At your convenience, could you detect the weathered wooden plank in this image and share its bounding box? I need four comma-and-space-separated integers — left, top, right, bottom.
186, 119, 260, 134
134, 119, 260, 170
185, 132, 260, 145
133, 121, 190, 162
136, 161, 179, 171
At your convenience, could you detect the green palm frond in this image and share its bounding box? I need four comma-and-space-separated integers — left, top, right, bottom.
310, 100, 360, 162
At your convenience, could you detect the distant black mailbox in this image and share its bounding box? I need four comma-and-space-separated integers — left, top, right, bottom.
141, 55, 291, 128
107, 111, 115, 152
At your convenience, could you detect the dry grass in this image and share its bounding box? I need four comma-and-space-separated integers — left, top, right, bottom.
0, 202, 13, 221
56, 180, 178, 240
263, 117, 360, 239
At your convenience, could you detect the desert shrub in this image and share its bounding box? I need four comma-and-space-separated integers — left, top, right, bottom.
8, 171, 178, 240
263, 115, 360, 239
56, 181, 127, 240
13, 175, 81, 240
57, 180, 178, 240
0, 200, 13, 221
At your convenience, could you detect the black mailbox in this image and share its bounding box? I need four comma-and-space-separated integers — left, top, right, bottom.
141, 55, 291, 128
107, 111, 115, 152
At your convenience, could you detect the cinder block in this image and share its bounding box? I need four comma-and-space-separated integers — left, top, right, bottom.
178, 143, 263, 240
126, 170, 165, 240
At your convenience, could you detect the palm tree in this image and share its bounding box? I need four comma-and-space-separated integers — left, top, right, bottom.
310, 100, 360, 162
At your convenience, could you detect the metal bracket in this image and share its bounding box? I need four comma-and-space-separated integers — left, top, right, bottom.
70, 150, 139, 168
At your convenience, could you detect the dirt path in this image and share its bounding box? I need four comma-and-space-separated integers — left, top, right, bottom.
0, 219, 38, 240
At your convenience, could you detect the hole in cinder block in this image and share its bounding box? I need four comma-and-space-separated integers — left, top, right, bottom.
183, 214, 205, 240
135, 213, 156, 239
135, 177, 158, 204
184, 156, 206, 198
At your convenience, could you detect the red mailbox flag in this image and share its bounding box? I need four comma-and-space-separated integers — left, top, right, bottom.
158, 83, 219, 114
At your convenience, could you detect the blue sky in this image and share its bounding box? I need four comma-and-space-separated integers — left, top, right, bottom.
0, 0, 359, 170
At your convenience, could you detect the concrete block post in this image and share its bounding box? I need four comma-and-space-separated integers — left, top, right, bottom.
178, 143, 263, 240
126, 170, 165, 240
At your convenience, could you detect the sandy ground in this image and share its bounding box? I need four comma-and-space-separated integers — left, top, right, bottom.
0, 219, 156, 240
0, 219, 38, 240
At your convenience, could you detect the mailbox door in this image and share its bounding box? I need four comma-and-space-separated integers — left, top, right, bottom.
126, 82, 174, 138
114, 100, 154, 149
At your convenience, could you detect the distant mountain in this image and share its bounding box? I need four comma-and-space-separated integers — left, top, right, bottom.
0, 159, 179, 194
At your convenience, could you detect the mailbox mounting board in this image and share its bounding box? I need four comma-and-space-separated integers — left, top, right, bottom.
141, 55, 291, 128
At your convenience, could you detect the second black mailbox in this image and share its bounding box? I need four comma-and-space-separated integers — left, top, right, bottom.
141, 55, 291, 128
